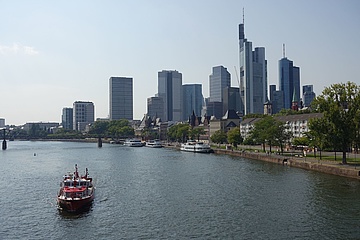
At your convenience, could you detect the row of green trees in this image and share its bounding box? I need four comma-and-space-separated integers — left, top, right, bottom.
88, 119, 134, 138
167, 123, 206, 143
166, 123, 243, 148
243, 81, 360, 164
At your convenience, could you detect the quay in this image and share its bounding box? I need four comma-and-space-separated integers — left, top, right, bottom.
214, 148, 360, 180
165, 143, 360, 180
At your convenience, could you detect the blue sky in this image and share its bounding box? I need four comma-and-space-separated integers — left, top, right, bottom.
1, 0, 359, 125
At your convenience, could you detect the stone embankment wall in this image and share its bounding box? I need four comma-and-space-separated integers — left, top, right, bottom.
214, 149, 360, 180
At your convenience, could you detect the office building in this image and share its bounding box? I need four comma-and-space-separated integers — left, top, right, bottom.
157, 70, 183, 122
239, 21, 267, 115
109, 77, 133, 120
183, 84, 203, 121
147, 96, 164, 120
223, 87, 241, 115
61, 107, 73, 130
73, 101, 94, 131
209, 66, 231, 102
203, 97, 223, 119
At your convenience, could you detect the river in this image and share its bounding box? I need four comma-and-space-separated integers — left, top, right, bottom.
0, 141, 359, 239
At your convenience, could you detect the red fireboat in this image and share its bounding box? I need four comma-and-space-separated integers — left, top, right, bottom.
57, 164, 95, 212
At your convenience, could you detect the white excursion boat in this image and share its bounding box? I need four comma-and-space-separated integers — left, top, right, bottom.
124, 139, 144, 147
145, 139, 163, 148
180, 140, 212, 153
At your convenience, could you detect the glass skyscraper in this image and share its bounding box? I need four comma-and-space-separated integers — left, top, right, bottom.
209, 66, 230, 102
302, 84, 316, 107
279, 57, 300, 109
182, 84, 203, 121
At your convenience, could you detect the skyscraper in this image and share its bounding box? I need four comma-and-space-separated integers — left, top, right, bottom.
223, 87, 241, 115
239, 20, 267, 115
62, 107, 73, 130
147, 96, 164, 120
158, 70, 182, 122
73, 101, 94, 131
302, 84, 316, 107
279, 49, 300, 109
109, 77, 133, 120
183, 84, 203, 120
209, 66, 231, 102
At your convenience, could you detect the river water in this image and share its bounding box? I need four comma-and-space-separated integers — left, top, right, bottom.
1, 141, 360, 239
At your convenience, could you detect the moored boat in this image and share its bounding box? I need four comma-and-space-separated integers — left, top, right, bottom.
145, 139, 163, 148
124, 139, 144, 147
57, 164, 95, 212
180, 140, 212, 153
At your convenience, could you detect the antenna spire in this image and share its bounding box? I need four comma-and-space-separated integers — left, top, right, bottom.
242, 8, 245, 24
283, 43, 286, 58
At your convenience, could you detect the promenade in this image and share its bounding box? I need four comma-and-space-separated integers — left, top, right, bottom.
165, 143, 360, 180
213, 147, 360, 180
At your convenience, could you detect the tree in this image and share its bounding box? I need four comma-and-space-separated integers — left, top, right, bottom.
89, 121, 109, 136
227, 127, 242, 148
271, 121, 291, 154
189, 127, 205, 141
292, 136, 310, 147
248, 116, 275, 152
307, 117, 332, 159
210, 130, 227, 144
310, 81, 360, 164
167, 123, 190, 142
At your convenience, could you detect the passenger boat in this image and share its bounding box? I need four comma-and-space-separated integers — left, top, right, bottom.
145, 139, 163, 148
124, 139, 144, 147
180, 140, 212, 153
57, 164, 95, 212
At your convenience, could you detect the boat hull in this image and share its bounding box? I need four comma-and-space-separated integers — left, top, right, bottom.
180, 147, 212, 153
58, 193, 94, 212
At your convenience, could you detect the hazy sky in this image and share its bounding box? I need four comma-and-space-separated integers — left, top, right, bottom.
1, 0, 359, 125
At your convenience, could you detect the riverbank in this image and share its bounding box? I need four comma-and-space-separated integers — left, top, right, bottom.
165, 143, 360, 180
214, 148, 360, 180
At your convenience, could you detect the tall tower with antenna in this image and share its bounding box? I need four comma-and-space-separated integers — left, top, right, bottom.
279, 45, 300, 110
238, 9, 267, 115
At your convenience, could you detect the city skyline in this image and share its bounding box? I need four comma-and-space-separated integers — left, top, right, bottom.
1, 1, 359, 125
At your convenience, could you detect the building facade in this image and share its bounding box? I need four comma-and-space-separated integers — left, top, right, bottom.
183, 84, 203, 121
109, 77, 133, 120
240, 113, 323, 140
157, 70, 182, 122
61, 107, 73, 130
73, 101, 94, 131
239, 23, 267, 115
